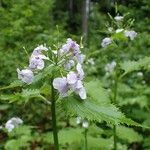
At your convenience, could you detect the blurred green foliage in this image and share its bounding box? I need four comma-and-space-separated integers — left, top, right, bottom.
0, 0, 150, 149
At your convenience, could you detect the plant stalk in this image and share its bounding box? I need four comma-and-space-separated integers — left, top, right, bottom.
84, 128, 88, 150
113, 75, 118, 150
51, 78, 59, 150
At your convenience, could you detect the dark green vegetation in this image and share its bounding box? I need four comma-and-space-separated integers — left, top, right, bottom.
0, 0, 150, 149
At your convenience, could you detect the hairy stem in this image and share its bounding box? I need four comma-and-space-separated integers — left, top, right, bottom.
51, 78, 59, 150
113, 75, 118, 150
84, 128, 88, 150
113, 125, 117, 150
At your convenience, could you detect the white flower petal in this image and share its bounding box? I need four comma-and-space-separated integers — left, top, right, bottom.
78, 87, 87, 100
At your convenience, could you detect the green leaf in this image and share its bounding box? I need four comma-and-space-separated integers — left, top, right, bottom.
0, 89, 46, 103
85, 80, 110, 104
0, 80, 23, 91
120, 56, 150, 75
58, 96, 140, 126
117, 126, 143, 143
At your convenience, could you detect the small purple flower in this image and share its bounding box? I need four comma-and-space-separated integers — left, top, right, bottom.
67, 38, 80, 54
53, 77, 69, 97
64, 60, 75, 70
17, 68, 34, 84
124, 30, 137, 40
67, 71, 78, 85
105, 61, 117, 75
5, 117, 23, 132
29, 46, 49, 70
29, 56, 45, 70
66, 64, 86, 99
75, 53, 85, 64
59, 38, 80, 56
32, 45, 48, 56
76, 63, 84, 80
101, 37, 112, 47
73, 80, 87, 100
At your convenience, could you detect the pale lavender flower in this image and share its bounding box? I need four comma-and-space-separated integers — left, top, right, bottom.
105, 61, 117, 74
59, 43, 70, 55
67, 71, 78, 85
32, 45, 48, 56
5, 117, 23, 132
59, 38, 80, 56
67, 38, 80, 55
75, 84, 86, 100
64, 60, 75, 70
114, 15, 124, 21
29, 56, 45, 70
101, 37, 112, 47
67, 64, 86, 99
75, 53, 85, 64
29, 45, 49, 70
17, 68, 34, 84
76, 63, 84, 80
124, 30, 137, 40
53, 77, 69, 97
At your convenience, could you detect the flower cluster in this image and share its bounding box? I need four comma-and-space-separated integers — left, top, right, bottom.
0, 117, 23, 132
101, 16, 137, 48
53, 38, 86, 100
76, 117, 89, 128
17, 45, 48, 84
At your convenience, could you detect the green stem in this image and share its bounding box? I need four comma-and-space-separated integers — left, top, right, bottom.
113, 75, 118, 150
84, 128, 88, 150
113, 125, 117, 150
51, 78, 59, 150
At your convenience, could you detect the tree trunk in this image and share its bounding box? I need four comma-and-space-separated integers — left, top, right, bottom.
82, 0, 90, 43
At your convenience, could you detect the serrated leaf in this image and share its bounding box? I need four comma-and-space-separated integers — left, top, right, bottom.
117, 126, 143, 143
58, 96, 140, 126
85, 80, 110, 104
0, 80, 23, 91
120, 56, 150, 75
0, 89, 46, 103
